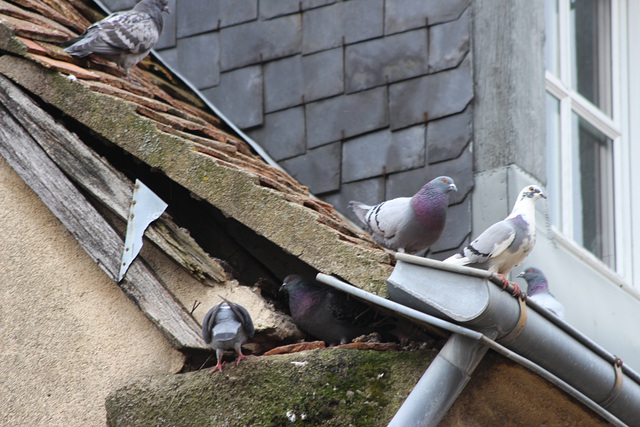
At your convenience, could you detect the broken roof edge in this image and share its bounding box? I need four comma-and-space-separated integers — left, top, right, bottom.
0, 53, 393, 294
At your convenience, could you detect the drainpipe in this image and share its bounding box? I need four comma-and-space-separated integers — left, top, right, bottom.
387, 333, 488, 427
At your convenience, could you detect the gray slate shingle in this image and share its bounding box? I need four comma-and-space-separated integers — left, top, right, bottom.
264, 56, 304, 112
202, 66, 263, 129
302, 0, 383, 54
246, 108, 306, 161
341, 126, 425, 183
306, 87, 388, 148
302, 48, 344, 102
429, 8, 470, 73
261, 0, 337, 20
345, 28, 428, 93
280, 142, 341, 194
427, 106, 472, 164
389, 55, 472, 130
385, 0, 470, 34
159, 32, 220, 90
220, 15, 301, 71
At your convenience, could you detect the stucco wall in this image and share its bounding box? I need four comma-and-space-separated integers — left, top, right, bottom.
0, 157, 185, 425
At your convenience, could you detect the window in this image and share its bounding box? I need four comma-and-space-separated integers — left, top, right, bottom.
545, 0, 632, 277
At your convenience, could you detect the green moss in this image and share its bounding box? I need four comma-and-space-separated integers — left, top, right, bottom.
106, 348, 436, 426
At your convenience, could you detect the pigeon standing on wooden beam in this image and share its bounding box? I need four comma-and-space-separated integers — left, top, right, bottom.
444, 185, 546, 295
202, 298, 255, 374
517, 267, 565, 319
348, 176, 457, 254
63, 0, 169, 81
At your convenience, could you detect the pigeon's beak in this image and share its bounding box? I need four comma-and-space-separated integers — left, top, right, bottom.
163, 5, 170, 13
516, 271, 525, 278
540, 192, 547, 199
450, 183, 458, 192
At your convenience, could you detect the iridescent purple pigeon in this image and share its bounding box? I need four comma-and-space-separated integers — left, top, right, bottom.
349, 176, 457, 254
280, 275, 392, 346
63, 0, 169, 80
517, 267, 565, 319
202, 297, 255, 373
444, 185, 546, 278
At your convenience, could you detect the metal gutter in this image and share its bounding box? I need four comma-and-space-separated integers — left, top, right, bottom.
316, 272, 630, 426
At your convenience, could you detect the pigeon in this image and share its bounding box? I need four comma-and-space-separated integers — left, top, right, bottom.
517, 267, 565, 319
280, 275, 392, 346
444, 185, 546, 294
349, 176, 457, 254
63, 0, 169, 80
201, 297, 255, 373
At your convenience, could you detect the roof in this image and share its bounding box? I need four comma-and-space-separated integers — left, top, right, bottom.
0, 0, 394, 296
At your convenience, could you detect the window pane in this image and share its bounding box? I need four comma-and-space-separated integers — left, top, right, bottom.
570, 0, 612, 114
571, 114, 615, 268
545, 0, 559, 74
546, 94, 561, 227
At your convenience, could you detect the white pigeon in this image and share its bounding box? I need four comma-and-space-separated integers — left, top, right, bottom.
348, 176, 457, 254
63, 0, 169, 80
444, 185, 546, 292
517, 267, 565, 319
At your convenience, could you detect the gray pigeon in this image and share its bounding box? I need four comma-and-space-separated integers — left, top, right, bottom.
202, 297, 255, 373
444, 185, 546, 293
349, 176, 457, 254
517, 267, 565, 319
280, 275, 393, 346
63, 0, 169, 80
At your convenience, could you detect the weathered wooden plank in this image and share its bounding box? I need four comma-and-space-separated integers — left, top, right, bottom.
0, 74, 228, 284
0, 78, 208, 351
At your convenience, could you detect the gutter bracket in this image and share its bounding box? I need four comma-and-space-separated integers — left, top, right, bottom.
496, 297, 528, 346
600, 358, 624, 409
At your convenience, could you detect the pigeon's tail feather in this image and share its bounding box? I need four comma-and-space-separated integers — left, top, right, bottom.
443, 253, 469, 265
348, 201, 372, 225
64, 41, 94, 58
214, 332, 236, 341
62, 36, 84, 49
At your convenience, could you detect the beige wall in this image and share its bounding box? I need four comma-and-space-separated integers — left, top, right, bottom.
0, 157, 185, 426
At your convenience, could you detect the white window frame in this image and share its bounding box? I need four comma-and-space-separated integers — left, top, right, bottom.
545, 0, 634, 286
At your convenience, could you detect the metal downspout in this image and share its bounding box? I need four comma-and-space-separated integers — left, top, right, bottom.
388, 333, 489, 427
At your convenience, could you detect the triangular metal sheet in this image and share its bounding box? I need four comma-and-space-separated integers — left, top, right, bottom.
118, 180, 168, 282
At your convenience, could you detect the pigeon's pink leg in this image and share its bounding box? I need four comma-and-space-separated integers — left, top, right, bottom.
235, 345, 253, 365
208, 359, 226, 374
497, 274, 521, 297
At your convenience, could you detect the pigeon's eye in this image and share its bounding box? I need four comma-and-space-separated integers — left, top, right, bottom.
528, 269, 533, 273
529, 186, 534, 191
442, 178, 447, 183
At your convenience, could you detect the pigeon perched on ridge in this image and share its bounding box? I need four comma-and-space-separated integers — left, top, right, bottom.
444, 185, 546, 294
349, 176, 457, 254
517, 267, 565, 319
202, 297, 255, 373
63, 0, 169, 80
280, 275, 392, 346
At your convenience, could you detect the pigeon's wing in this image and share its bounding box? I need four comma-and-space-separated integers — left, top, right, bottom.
221, 297, 255, 338
464, 220, 517, 263
75, 11, 160, 55
327, 290, 380, 327
201, 303, 223, 344
362, 197, 412, 240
